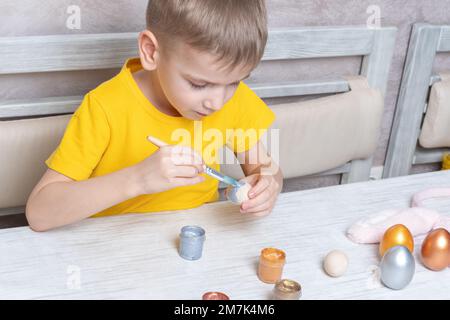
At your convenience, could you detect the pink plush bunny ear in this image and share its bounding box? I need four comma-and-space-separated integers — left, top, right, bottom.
346, 207, 441, 244
412, 188, 450, 232
411, 188, 450, 207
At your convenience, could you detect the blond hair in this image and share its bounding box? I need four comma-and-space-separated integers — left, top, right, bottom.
146, 0, 267, 71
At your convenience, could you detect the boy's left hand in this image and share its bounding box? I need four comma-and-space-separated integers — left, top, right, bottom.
239, 173, 281, 216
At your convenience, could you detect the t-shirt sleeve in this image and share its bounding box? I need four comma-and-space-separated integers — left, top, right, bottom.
227, 82, 276, 153
45, 93, 111, 181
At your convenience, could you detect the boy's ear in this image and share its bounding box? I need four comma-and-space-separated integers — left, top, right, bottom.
138, 30, 160, 71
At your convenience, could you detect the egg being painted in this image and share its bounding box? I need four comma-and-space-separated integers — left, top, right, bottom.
379, 224, 414, 257
421, 228, 450, 271
225, 182, 252, 205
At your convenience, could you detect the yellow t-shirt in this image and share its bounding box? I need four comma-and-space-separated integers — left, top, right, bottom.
45, 58, 275, 217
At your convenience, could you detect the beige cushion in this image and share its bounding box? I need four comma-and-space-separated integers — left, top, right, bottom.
222, 76, 384, 179
419, 73, 450, 148
0, 115, 71, 208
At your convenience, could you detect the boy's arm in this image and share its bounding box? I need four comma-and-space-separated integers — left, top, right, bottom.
25, 166, 142, 232
238, 141, 282, 178
235, 141, 283, 216
26, 144, 204, 232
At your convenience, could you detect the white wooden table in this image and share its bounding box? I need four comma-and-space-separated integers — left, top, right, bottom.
1, 171, 450, 300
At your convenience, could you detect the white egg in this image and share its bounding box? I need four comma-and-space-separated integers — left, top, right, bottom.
323, 250, 349, 277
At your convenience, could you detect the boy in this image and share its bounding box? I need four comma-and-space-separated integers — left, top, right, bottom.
26, 0, 283, 232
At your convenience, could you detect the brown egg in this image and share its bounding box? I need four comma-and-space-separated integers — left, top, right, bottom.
421, 228, 450, 271
379, 224, 414, 257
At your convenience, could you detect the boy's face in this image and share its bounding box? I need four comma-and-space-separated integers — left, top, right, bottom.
155, 41, 252, 120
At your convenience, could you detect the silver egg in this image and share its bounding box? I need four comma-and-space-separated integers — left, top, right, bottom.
380, 245, 415, 290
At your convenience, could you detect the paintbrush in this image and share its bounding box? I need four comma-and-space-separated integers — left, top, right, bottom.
147, 135, 243, 187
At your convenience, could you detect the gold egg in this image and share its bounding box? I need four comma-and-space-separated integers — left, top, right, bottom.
421, 228, 450, 271
379, 224, 414, 257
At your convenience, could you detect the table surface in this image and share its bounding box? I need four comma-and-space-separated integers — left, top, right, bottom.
1, 170, 450, 300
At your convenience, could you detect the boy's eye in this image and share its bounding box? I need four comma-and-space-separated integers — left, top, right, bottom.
188, 80, 239, 89
189, 81, 207, 90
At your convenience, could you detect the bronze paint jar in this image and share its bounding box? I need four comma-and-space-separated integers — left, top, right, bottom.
258, 248, 286, 284
202, 292, 230, 300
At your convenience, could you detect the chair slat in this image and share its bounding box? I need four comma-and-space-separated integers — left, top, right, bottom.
413, 147, 450, 165
437, 26, 450, 52
1, 79, 353, 119
0, 27, 387, 75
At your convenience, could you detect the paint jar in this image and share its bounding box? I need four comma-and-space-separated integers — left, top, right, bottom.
202, 292, 230, 300
178, 226, 206, 261
258, 248, 286, 284
272, 279, 302, 300
442, 153, 450, 170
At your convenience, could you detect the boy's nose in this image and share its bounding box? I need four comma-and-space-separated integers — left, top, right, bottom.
203, 87, 228, 111
203, 99, 223, 112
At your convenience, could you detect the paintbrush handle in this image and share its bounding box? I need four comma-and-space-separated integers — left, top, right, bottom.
147, 136, 169, 147
203, 165, 241, 187
203, 166, 228, 184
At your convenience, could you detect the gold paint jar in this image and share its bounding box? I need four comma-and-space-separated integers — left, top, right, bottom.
273, 279, 302, 300
442, 153, 450, 170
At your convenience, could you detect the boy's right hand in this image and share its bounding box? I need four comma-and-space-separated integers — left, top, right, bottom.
132, 144, 205, 195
